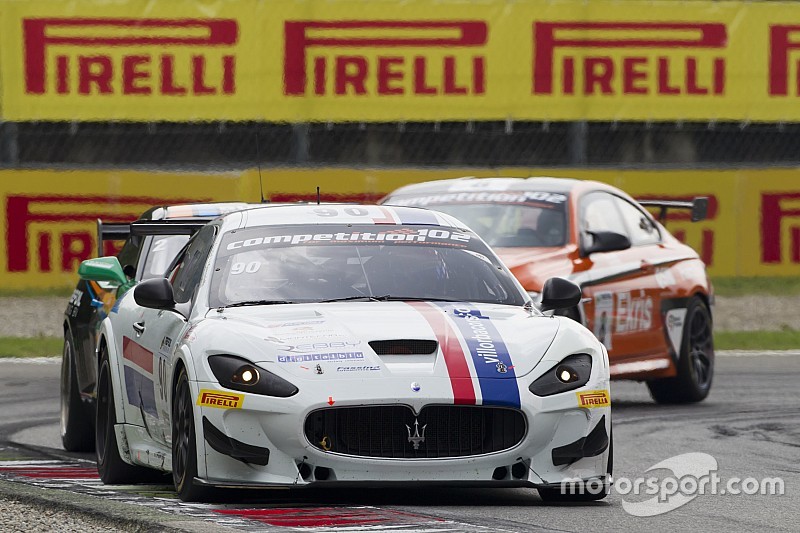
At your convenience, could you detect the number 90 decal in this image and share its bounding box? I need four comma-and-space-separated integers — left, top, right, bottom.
313, 207, 369, 217
231, 261, 261, 275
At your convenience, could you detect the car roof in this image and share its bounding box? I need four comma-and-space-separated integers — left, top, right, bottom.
140, 202, 255, 221
222, 204, 468, 231
386, 176, 593, 197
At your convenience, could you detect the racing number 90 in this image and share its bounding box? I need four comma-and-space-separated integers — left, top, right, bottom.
231, 261, 261, 275
313, 207, 369, 217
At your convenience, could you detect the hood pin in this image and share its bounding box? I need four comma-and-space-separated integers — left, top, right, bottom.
315, 364, 324, 375
496, 362, 508, 374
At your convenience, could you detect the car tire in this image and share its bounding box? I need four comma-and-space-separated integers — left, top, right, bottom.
96, 345, 158, 484
172, 366, 212, 502
537, 431, 612, 503
61, 335, 94, 452
647, 297, 714, 404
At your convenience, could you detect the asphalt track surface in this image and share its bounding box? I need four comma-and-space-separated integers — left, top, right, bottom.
0, 353, 796, 532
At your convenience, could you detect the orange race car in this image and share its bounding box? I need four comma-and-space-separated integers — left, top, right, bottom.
381, 177, 713, 404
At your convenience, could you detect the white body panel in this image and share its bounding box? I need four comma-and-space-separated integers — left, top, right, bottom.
97, 204, 611, 490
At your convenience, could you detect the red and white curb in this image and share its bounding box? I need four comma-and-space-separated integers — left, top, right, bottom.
0, 458, 497, 532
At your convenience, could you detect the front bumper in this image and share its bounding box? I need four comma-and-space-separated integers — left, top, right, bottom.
191, 375, 611, 489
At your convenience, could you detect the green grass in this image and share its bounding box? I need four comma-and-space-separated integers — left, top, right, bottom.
715, 329, 800, 351
711, 277, 800, 297
0, 336, 62, 358
0, 287, 73, 298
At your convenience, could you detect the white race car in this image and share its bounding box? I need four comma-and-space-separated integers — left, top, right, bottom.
78, 204, 612, 502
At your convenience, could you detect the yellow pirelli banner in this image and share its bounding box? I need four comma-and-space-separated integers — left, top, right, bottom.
0, 167, 798, 289
4, 0, 800, 122
0, 170, 247, 289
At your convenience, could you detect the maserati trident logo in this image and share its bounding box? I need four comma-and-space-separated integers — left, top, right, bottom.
406, 419, 427, 450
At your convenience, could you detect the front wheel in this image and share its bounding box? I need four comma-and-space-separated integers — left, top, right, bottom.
172, 367, 211, 502
648, 297, 714, 404
61, 335, 94, 452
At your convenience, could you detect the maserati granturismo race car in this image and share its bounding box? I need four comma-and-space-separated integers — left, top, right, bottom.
61, 202, 250, 452
382, 178, 714, 404
78, 204, 611, 502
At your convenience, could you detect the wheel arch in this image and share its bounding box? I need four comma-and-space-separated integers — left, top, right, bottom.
96, 319, 128, 425
693, 290, 713, 323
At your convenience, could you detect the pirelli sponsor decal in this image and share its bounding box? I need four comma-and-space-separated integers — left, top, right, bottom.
197, 390, 244, 409
576, 389, 610, 408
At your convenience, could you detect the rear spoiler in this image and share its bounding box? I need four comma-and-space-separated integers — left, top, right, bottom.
129, 220, 208, 236
96, 218, 208, 257
637, 197, 709, 223
96, 219, 131, 258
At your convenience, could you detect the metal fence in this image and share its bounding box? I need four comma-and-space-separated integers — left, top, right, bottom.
2, 121, 799, 169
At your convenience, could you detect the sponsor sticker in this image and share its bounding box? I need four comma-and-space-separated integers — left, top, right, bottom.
277, 352, 365, 363
392, 191, 568, 207
336, 365, 381, 372
593, 291, 614, 351
197, 390, 243, 409
225, 228, 470, 251
576, 389, 611, 408
277, 340, 360, 353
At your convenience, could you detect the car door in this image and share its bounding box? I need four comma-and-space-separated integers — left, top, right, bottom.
133, 224, 217, 446
578, 192, 665, 363
74, 233, 143, 399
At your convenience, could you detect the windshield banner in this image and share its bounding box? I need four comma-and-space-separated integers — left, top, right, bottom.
221, 225, 473, 256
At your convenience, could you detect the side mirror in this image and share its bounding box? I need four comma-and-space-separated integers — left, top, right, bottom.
78, 257, 127, 285
582, 231, 631, 256
691, 197, 709, 222
540, 277, 582, 312
134, 278, 175, 310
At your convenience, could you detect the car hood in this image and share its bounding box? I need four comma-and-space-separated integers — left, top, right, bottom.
201, 301, 560, 380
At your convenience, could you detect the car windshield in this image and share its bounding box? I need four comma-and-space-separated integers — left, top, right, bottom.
209, 224, 526, 307
142, 235, 190, 279
386, 191, 568, 247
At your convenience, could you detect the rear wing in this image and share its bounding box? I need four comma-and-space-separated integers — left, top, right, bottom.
129, 220, 208, 236
96, 219, 131, 258
96, 218, 209, 257
637, 197, 709, 223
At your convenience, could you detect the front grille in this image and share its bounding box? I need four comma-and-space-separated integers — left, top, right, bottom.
369, 339, 438, 355
304, 405, 526, 458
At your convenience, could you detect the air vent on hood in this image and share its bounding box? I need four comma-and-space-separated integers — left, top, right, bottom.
369, 340, 438, 355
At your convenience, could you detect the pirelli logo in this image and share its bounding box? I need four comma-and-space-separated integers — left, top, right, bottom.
23, 18, 238, 96
533, 22, 727, 97
576, 389, 610, 408
197, 390, 243, 409
284, 20, 487, 97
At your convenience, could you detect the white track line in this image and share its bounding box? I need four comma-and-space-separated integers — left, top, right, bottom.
0, 356, 60, 364
716, 350, 800, 357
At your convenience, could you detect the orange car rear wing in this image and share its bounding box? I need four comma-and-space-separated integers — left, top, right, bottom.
637, 197, 709, 223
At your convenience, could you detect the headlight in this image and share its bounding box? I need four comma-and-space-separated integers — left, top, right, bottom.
208, 355, 298, 397
528, 353, 592, 396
